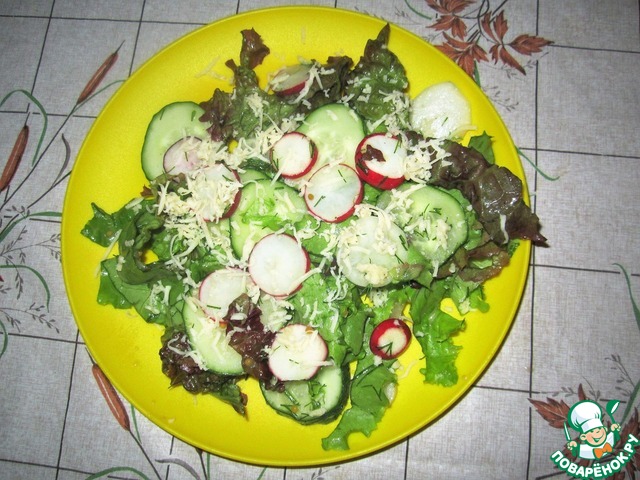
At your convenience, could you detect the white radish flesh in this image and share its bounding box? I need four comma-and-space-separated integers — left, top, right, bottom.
304, 163, 363, 223
163, 137, 202, 175
248, 233, 310, 297
270, 132, 318, 179
370, 318, 412, 359
410, 82, 473, 140
268, 324, 329, 381
198, 268, 254, 320
270, 64, 313, 96
355, 134, 406, 190
197, 163, 242, 221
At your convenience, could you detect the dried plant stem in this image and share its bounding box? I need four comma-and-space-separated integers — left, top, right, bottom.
91, 363, 131, 431
0, 125, 29, 192
77, 42, 123, 105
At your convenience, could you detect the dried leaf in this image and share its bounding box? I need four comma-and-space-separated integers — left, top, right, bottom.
427, 0, 474, 15
437, 33, 488, 77
0, 125, 29, 191
480, 12, 498, 42
492, 11, 509, 41
92, 363, 130, 431
77, 42, 122, 105
529, 397, 571, 428
431, 15, 468, 39
578, 383, 587, 401
509, 34, 554, 55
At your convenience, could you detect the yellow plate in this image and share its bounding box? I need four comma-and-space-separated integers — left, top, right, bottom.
62, 6, 530, 467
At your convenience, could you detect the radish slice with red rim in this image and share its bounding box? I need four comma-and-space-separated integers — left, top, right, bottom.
198, 268, 254, 321
355, 133, 406, 190
370, 318, 412, 360
163, 136, 203, 175
304, 163, 363, 223
269, 64, 313, 96
248, 233, 310, 297
268, 324, 329, 381
270, 132, 318, 179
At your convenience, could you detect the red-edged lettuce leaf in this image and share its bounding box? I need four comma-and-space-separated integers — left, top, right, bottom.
159, 329, 247, 415
225, 294, 277, 386
409, 133, 547, 246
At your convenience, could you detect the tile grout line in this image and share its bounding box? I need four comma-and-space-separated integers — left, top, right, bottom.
526, 2, 542, 478
54, 329, 82, 480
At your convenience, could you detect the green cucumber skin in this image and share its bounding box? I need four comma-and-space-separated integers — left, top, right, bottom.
406, 185, 468, 264
141, 101, 210, 181
379, 183, 468, 265
228, 179, 306, 259
260, 364, 350, 425
183, 298, 244, 376
297, 103, 365, 168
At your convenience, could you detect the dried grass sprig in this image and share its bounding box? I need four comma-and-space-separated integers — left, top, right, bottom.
91, 363, 131, 431
76, 41, 124, 105
0, 125, 29, 192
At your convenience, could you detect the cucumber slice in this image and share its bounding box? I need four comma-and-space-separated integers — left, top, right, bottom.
183, 296, 243, 376
141, 101, 210, 181
336, 215, 410, 288
379, 183, 468, 266
229, 179, 307, 259
297, 103, 365, 170
261, 364, 349, 425
238, 168, 268, 183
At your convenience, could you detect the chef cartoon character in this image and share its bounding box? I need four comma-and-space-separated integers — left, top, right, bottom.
566, 400, 620, 460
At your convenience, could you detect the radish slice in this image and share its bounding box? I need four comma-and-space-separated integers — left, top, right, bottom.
198, 268, 254, 320
270, 132, 318, 179
268, 324, 329, 381
355, 134, 406, 190
370, 318, 412, 359
163, 137, 202, 175
248, 233, 310, 297
304, 164, 363, 223
197, 164, 242, 221
410, 82, 473, 139
270, 64, 313, 96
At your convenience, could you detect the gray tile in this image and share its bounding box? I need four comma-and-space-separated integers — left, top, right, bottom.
32, 18, 139, 117
142, 0, 238, 24
407, 388, 531, 478
58, 349, 174, 477
132, 21, 200, 72
534, 150, 640, 273
532, 267, 640, 400
0, 336, 75, 465
166, 438, 285, 480
1, 113, 95, 340
537, 47, 640, 157
0, 461, 57, 480
238, 0, 336, 13
293, 442, 407, 480
52, 0, 144, 21
0, 0, 53, 16
0, 17, 49, 112
539, 0, 640, 51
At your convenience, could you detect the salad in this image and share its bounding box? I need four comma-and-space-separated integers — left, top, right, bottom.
81, 25, 546, 451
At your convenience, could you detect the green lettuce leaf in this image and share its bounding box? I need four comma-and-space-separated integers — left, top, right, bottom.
322, 358, 396, 450
410, 282, 466, 386
345, 23, 409, 132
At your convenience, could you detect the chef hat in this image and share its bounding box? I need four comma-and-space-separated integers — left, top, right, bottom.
568, 400, 604, 434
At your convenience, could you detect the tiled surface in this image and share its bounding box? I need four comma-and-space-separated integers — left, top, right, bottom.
1, 1, 639, 479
